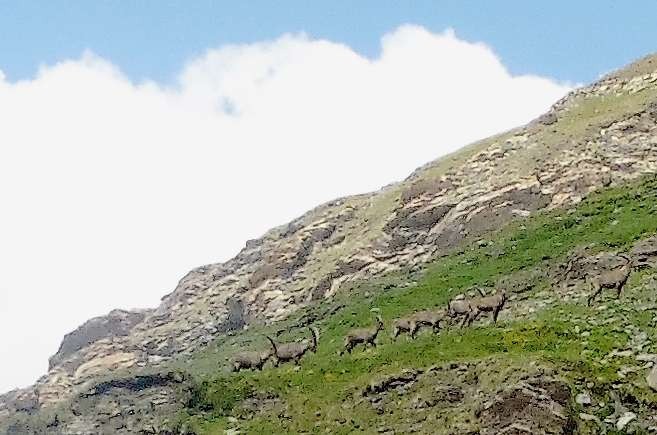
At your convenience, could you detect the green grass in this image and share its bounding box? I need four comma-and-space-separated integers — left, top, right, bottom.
173, 175, 657, 434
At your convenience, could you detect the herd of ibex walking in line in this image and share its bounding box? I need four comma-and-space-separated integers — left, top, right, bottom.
232, 252, 637, 372
231, 288, 508, 371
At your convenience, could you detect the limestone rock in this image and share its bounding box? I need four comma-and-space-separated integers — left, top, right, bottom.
579, 413, 600, 422
576, 392, 592, 406
478, 377, 575, 435
646, 365, 657, 391
616, 411, 636, 431
363, 369, 422, 396
631, 235, 657, 268
48, 308, 151, 370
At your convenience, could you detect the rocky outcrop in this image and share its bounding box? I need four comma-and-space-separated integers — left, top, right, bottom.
363, 369, 423, 396
49, 309, 152, 370
631, 235, 657, 268
64, 372, 189, 435
478, 377, 575, 434
354, 359, 574, 434
558, 236, 657, 289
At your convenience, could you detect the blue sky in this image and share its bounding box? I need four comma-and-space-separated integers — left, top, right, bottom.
0, 1, 655, 84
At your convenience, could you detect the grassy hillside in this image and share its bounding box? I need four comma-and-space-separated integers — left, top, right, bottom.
166, 175, 657, 434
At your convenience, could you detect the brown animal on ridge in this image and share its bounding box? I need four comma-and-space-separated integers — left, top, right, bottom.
466, 291, 507, 326
447, 289, 506, 327
447, 297, 475, 328
341, 315, 384, 355
447, 288, 486, 327
411, 309, 446, 334
392, 309, 446, 340
587, 254, 633, 306
231, 348, 274, 372
267, 327, 319, 366
391, 316, 413, 340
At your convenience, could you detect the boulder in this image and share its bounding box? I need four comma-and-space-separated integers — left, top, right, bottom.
616, 412, 636, 431
49, 309, 151, 370
631, 235, 657, 267
646, 365, 657, 391
478, 377, 575, 434
575, 392, 592, 406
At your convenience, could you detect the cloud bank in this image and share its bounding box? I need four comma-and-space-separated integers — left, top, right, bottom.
0, 25, 571, 393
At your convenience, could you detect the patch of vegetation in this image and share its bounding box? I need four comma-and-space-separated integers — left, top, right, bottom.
187, 377, 253, 416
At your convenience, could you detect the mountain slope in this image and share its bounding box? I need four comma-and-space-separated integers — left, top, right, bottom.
2, 54, 657, 434
182, 176, 657, 434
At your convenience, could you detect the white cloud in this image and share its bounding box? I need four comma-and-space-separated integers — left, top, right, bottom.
0, 25, 571, 393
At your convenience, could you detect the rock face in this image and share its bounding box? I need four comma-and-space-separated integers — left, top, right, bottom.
2, 372, 190, 435
357, 359, 574, 434
48, 309, 152, 370
631, 235, 657, 268
63, 372, 189, 435
478, 377, 575, 434
3, 54, 657, 432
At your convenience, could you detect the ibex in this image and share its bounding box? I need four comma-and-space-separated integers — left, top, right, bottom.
266, 327, 319, 366
447, 290, 506, 327
231, 348, 274, 372
341, 315, 384, 355
447, 298, 474, 328
466, 291, 507, 326
392, 309, 445, 340
587, 254, 633, 306
391, 315, 414, 340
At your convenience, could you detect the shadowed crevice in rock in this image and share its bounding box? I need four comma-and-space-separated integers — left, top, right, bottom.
84, 371, 186, 397
309, 275, 333, 301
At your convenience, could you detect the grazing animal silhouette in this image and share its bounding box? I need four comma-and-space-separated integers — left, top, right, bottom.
587, 254, 633, 306
267, 327, 319, 366
393, 309, 445, 339
231, 348, 274, 372
447, 298, 475, 328
341, 315, 384, 355
466, 291, 507, 326
391, 316, 414, 340
410, 309, 446, 335
448, 289, 507, 327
